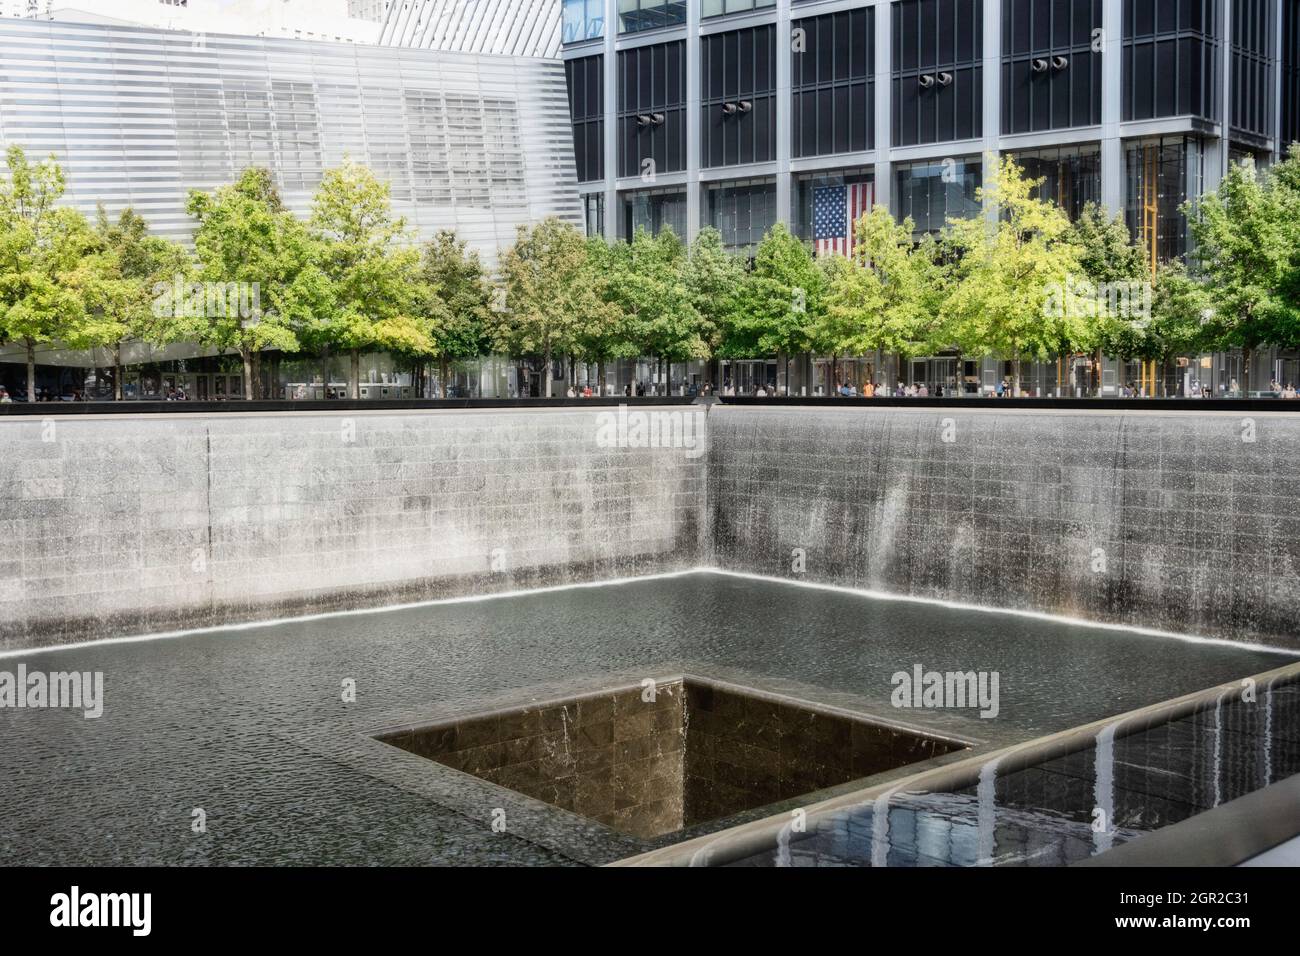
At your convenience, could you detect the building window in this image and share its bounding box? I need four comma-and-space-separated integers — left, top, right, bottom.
894, 157, 982, 236
1125, 135, 1204, 265
892, 0, 984, 146
1230, 0, 1274, 143
1001, 0, 1102, 134
1008, 144, 1101, 220
563, 0, 606, 44
701, 25, 778, 167
566, 55, 605, 183
794, 167, 874, 243
793, 8, 874, 158
618, 42, 687, 178
582, 193, 606, 237
707, 178, 776, 252
703, 0, 776, 18
622, 188, 688, 239
1284, 0, 1300, 147
619, 0, 687, 35
1122, 0, 1218, 123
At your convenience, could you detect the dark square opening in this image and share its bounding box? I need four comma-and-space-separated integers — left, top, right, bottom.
376, 677, 968, 840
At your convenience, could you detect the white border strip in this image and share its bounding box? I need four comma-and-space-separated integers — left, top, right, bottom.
3, 567, 1296, 660
700, 569, 1300, 657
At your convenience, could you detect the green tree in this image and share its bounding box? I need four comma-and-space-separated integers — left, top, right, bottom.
682, 226, 743, 387
723, 223, 823, 362
0, 146, 96, 401
1186, 156, 1299, 394
1066, 203, 1150, 393
944, 155, 1085, 396
186, 168, 326, 399
496, 217, 609, 398
310, 159, 431, 399
419, 230, 487, 396
1145, 260, 1213, 395
67, 207, 192, 400
582, 235, 642, 391
820, 206, 949, 374
601, 227, 706, 393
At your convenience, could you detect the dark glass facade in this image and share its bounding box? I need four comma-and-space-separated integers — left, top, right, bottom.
892, 0, 984, 146
1285, 0, 1300, 147
566, 55, 605, 183
792, 8, 875, 157
1125, 135, 1204, 265
1010, 144, 1102, 221
618, 41, 687, 178
623, 188, 689, 239
701, 25, 778, 167
583, 193, 605, 238
894, 157, 983, 235
1122, 0, 1218, 122
1001, 0, 1103, 134
1230, 0, 1275, 142
561, 0, 1279, 270
708, 178, 776, 251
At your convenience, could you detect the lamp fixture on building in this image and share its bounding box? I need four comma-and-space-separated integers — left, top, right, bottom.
737, 100, 752, 113
722, 102, 738, 114
1032, 58, 1049, 72
1052, 55, 1069, 70
919, 73, 935, 88
937, 72, 953, 86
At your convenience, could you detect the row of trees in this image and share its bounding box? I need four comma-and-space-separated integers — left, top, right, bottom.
0, 146, 488, 401
491, 150, 1300, 398
3, 144, 1299, 402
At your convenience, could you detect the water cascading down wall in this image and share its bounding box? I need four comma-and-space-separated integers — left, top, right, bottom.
1, 404, 1297, 651
706, 405, 1300, 650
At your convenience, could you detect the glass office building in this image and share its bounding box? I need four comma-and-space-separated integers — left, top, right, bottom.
565, 0, 1296, 262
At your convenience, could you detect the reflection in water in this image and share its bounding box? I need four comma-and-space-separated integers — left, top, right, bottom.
726, 679, 1298, 867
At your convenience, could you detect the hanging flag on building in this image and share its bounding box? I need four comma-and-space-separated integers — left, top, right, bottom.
813, 181, 874, 258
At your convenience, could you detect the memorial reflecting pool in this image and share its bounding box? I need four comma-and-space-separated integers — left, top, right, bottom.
0, 572, 1291, 866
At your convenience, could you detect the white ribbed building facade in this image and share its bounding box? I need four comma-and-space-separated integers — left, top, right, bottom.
0, 16, 583, 262
380, 0, 562, 59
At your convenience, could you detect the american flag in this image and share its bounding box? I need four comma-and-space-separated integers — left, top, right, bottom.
813, 182, 874, 258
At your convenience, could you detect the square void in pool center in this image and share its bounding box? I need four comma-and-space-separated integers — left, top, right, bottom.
376, 678, 969, 840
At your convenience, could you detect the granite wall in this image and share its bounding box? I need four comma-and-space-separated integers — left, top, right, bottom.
0, 408, 706, 650
707, 406, 1300, 650
3, 403, 1297, 652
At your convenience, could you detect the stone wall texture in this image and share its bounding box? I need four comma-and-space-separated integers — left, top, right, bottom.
2, 404, 1298, 651
707, 406, 1300, 650
0, 408, 705, 650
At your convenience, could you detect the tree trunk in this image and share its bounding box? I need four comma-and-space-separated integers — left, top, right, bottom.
544, 344, 553, 398
240, 348, 254, 401
1012, 357, 1022, 398
439, 353, 449, 399
349, 349, 360, 400
26, 340, 36, 402
252, 350, 262, 400
113, 341, 123, 401
1242, 346, 1253, 397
